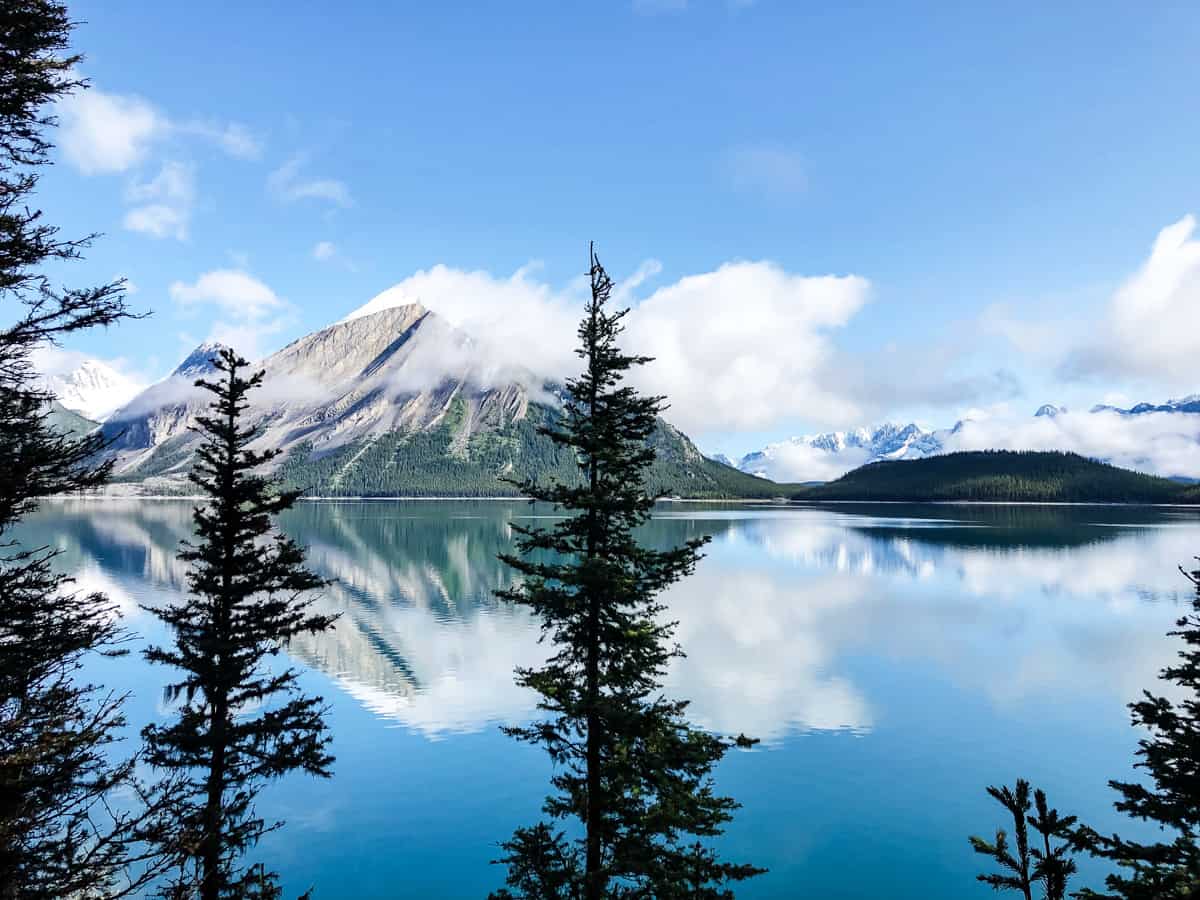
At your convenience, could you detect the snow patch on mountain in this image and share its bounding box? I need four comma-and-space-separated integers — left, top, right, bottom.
736, 423, 946, 483
38, 357, 145, 421
728, 394, 1200, 483
172, 341, 230, 378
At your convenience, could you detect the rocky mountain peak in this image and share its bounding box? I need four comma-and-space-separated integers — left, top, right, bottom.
39, 357, 144, 421
172, 341, 233, 378
267, 303, 433, 386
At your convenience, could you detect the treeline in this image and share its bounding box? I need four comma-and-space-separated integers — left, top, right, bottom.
275, 402, 780, 499
804, 450, 1186, 503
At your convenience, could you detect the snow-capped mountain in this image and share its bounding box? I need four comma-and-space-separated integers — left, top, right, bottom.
172, 341, 229, 378
727, 394, 1200, 483
1090, 395, 1200, 415
40, 358, 144, 421
736, 423, 946, 483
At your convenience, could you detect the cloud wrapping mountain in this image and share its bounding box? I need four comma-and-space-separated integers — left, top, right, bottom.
345, 260, 871, 435
733, 401, 1200, 483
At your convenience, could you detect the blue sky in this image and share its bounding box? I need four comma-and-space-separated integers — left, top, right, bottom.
35, 1, 1200, 457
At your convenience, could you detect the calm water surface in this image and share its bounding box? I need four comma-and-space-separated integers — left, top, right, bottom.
19, 500, 1197, 898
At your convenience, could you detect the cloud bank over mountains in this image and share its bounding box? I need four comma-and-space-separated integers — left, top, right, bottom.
36, 183, 1200, 481
332, 214, 1200, 447
344, 259, 871, 434
734, 400, 1200, 484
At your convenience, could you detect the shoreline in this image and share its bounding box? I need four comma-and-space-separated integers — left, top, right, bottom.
40, 492, 781, 504
40, 493, 1200, 508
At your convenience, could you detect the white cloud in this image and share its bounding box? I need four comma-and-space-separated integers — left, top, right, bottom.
747, 443, 874, 483
728, 145, 807, 196
57, 84, 260, 174
170, 270, 291, 361
177, 120, 263, 159
738, 403, 1200, 483
123, 161, 196, 240
268, 155, 352, 208
205, 318, 292, 364
344, 262, 584, 380
344, 258, 869, 433
612, 258, 663, 304
57, 88, 163, 174
626, 263, 868, 431
310, 240, 357, 271
170, 269, 283, 319
1057, 215, 1200, 388
945, 408, 1200, 479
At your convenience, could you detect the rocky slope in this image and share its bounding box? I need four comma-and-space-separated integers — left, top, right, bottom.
99, 304, 775, 498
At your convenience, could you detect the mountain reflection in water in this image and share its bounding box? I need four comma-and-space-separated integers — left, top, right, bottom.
24, 500, 1193, 745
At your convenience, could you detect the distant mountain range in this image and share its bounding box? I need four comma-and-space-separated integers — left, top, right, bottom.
734, 423, 948, 482
39, 292, 1200, 495
89, 304, 777, 499
726, 395, 1200, 483
1089, 395, 1200, 415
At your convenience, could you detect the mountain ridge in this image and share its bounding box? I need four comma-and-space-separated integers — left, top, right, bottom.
97, 305, 781, 499
732, 394, 1200, 483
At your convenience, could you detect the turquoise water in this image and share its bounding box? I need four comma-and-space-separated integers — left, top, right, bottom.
19, 499, 1195, 898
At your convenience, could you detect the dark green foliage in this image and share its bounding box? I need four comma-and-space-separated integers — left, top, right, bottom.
274, 405, 783, 500
1072, 559, 1200, 898
491, 247, 762, 899
807, 451, 1184, 503
141, 350, 336, 900
969, 780, 1077, 900
0, 2, 150, 896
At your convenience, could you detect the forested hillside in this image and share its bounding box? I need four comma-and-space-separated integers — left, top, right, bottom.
274, 399, 783, 499
803, 450, 1187, 503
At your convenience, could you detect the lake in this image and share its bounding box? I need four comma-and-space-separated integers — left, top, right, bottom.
18, 499, 1195, 898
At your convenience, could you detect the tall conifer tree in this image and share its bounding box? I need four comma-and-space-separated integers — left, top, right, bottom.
141, 349, 336, 900
492, 246, 762, 899
0, 2, 151, 895
1072, 560, 1200, 897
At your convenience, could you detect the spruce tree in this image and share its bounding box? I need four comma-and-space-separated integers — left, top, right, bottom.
491, 246, 762, 899
1072, 560, 1200, 898
969, 780, 1077, 900
0, 2, 152, 896
141, 349, 336, 900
